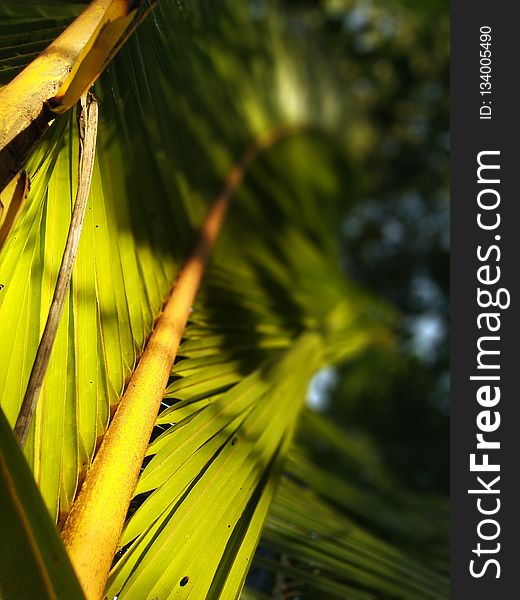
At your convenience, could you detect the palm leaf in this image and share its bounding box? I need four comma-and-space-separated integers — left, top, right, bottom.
261, 477, 447, 599
0, 1, 448, 598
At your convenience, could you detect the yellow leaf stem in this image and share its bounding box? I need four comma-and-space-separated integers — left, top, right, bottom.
60, 124, 303, 600
0, 0, 142, 192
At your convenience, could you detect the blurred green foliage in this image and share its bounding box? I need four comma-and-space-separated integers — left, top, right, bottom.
276, 0, 449, 495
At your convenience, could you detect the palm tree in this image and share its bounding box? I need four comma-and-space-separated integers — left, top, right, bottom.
0, 1, 448, 599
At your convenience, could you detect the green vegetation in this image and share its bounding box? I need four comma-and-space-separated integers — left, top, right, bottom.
0, 1, 448, 598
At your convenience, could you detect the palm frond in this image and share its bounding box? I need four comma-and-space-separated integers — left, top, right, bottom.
0, 1, 448, 599
99, 201, 395, 599
260, 475, 447, 599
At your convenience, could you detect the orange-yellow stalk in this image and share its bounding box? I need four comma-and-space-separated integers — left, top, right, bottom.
61, 125, 300, 600
0, 0, 142, 191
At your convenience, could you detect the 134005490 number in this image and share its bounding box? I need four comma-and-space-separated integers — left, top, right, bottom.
480, 26, 492, 94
